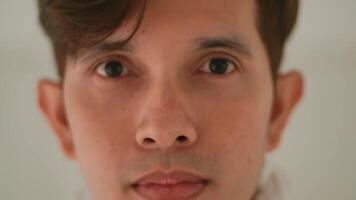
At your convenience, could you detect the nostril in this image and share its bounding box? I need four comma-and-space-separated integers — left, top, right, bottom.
143, 138, 155, 144
177, 135, 188, 142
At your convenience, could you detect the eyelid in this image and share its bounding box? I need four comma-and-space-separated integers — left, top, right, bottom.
87, 51, 243, 77
89, 55, 138, 77
199, 58, 237, 75
96, 61, 130, 77
197, 52, 243, 73
91, 55, 122, 71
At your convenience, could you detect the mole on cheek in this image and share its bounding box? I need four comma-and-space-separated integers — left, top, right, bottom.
234, 134, 248, 146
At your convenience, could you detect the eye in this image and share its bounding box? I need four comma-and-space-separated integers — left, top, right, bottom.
200, 58, 237, 75
96, 60, 129, 78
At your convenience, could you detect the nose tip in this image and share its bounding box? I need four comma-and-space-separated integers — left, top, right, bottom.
135, 82, 197, 150
136, 128, 197, 150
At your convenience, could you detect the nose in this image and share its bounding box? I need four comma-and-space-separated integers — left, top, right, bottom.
135, 82, 197, 150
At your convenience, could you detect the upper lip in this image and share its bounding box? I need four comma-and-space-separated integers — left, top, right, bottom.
131, 169, 209, 187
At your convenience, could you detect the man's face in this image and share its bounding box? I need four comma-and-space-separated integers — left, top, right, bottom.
38, 0, 303, 199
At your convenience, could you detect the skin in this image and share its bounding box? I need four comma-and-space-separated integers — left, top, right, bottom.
37, 0, 304, 199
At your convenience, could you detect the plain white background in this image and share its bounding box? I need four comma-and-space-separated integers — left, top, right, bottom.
0, 0, 355, 199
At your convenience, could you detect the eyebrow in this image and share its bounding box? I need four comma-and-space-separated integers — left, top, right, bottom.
80, 35, 253, 61
192, 35, 253, 57
89, 40, 135, 54
79, 40, 135, 62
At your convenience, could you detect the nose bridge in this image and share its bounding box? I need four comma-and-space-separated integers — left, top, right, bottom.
135, 79, 197, 150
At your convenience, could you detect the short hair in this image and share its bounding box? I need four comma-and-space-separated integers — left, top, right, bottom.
38, 0, 299, 80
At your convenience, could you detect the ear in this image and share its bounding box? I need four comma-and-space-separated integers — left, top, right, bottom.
267, 71, 304, 152
36, 79, 76, 160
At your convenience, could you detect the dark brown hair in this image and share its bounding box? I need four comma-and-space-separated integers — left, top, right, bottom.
38, 0, 299, 80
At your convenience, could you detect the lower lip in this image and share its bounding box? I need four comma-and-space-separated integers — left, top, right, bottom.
132, 181, 208, 199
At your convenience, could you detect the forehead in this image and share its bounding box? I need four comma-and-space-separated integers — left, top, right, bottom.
107, 0, 257, 45
145, 0, 255, 21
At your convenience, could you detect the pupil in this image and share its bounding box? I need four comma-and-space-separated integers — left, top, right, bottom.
209, 58, 228, 75
105, 61, 123, 77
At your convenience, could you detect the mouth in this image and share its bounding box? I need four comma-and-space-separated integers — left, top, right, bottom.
131, 170, 210, 199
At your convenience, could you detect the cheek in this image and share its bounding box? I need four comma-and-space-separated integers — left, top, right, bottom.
63, 78, 139, 175
194, 73, 272, 152
193, 80, 271, 195
197, 93, 269, 161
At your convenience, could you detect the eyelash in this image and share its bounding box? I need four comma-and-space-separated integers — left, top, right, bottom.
92, 55, 241, 78
198, 57, 239, 76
